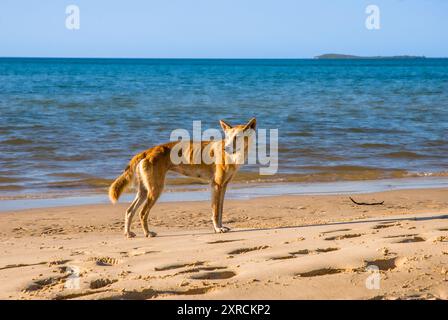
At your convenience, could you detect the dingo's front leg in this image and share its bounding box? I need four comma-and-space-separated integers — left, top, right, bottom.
211, 182, 230, 233
218, 182, 230, 232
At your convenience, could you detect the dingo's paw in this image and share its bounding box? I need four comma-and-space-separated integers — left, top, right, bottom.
214, 226, 231, 233
125, 231, 136, 238
145, 231, 157, 238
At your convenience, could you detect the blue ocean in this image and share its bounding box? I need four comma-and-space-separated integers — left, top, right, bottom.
0, 58, 447, 198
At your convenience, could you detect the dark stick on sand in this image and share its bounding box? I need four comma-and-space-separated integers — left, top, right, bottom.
349, 197, 384, 206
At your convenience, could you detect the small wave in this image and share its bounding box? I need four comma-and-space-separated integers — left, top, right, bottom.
276, 147, 345, 160
425, 139, 448, 147
383, 151, 428, 159
29, 145, 57, 152
0, 185, 25, 191
339, 127, 407, 134
230, 167, 410, 184
48, 172, 93, 179
359, 143, 394, 149
285, 131, 313, 137
286, 115, 299, 122
406, 171, 448, 178
42, 177, 112, 190
21, 98, 57, 106
110, 96, 137, 108
300, 165, 384, 172
1, 138, 33, 145
53, 154, 92, 162
59, 102, 87, 109
0, 176, 21, 183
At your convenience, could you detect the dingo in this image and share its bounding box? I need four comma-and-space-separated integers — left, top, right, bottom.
109, 118, 256, 238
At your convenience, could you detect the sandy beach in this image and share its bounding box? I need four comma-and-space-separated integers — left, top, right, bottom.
1, 0, 447, 307
0, 187, 447, 300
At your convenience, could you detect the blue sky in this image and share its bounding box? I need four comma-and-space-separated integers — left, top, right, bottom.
0, 0, 447, 58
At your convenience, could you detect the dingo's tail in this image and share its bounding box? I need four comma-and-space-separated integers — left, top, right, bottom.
109, 152, 146, 203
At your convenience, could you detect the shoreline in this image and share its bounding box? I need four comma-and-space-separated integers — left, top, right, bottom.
0, 187, 447, 299
2, 176, 448, 212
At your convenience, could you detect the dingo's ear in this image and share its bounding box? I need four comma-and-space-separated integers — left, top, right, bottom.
244, 118, 256, 131
220, 120, 233, 131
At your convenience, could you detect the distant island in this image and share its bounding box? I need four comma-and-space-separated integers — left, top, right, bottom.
315, 54, 426, 60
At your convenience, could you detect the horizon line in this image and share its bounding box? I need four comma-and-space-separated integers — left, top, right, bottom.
1, 56, 447, 60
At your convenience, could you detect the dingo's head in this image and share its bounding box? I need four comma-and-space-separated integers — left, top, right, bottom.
220, 118, 256, 155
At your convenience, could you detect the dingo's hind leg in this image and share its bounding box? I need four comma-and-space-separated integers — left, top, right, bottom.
124, 173, 147, 238
138, 198, 158, 237
139, 158, 166, 237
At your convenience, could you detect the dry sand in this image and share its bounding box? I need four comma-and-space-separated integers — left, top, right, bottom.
0, 187, 447, 300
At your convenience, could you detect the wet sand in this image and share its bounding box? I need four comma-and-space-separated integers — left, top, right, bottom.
0, 187, 447, 299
